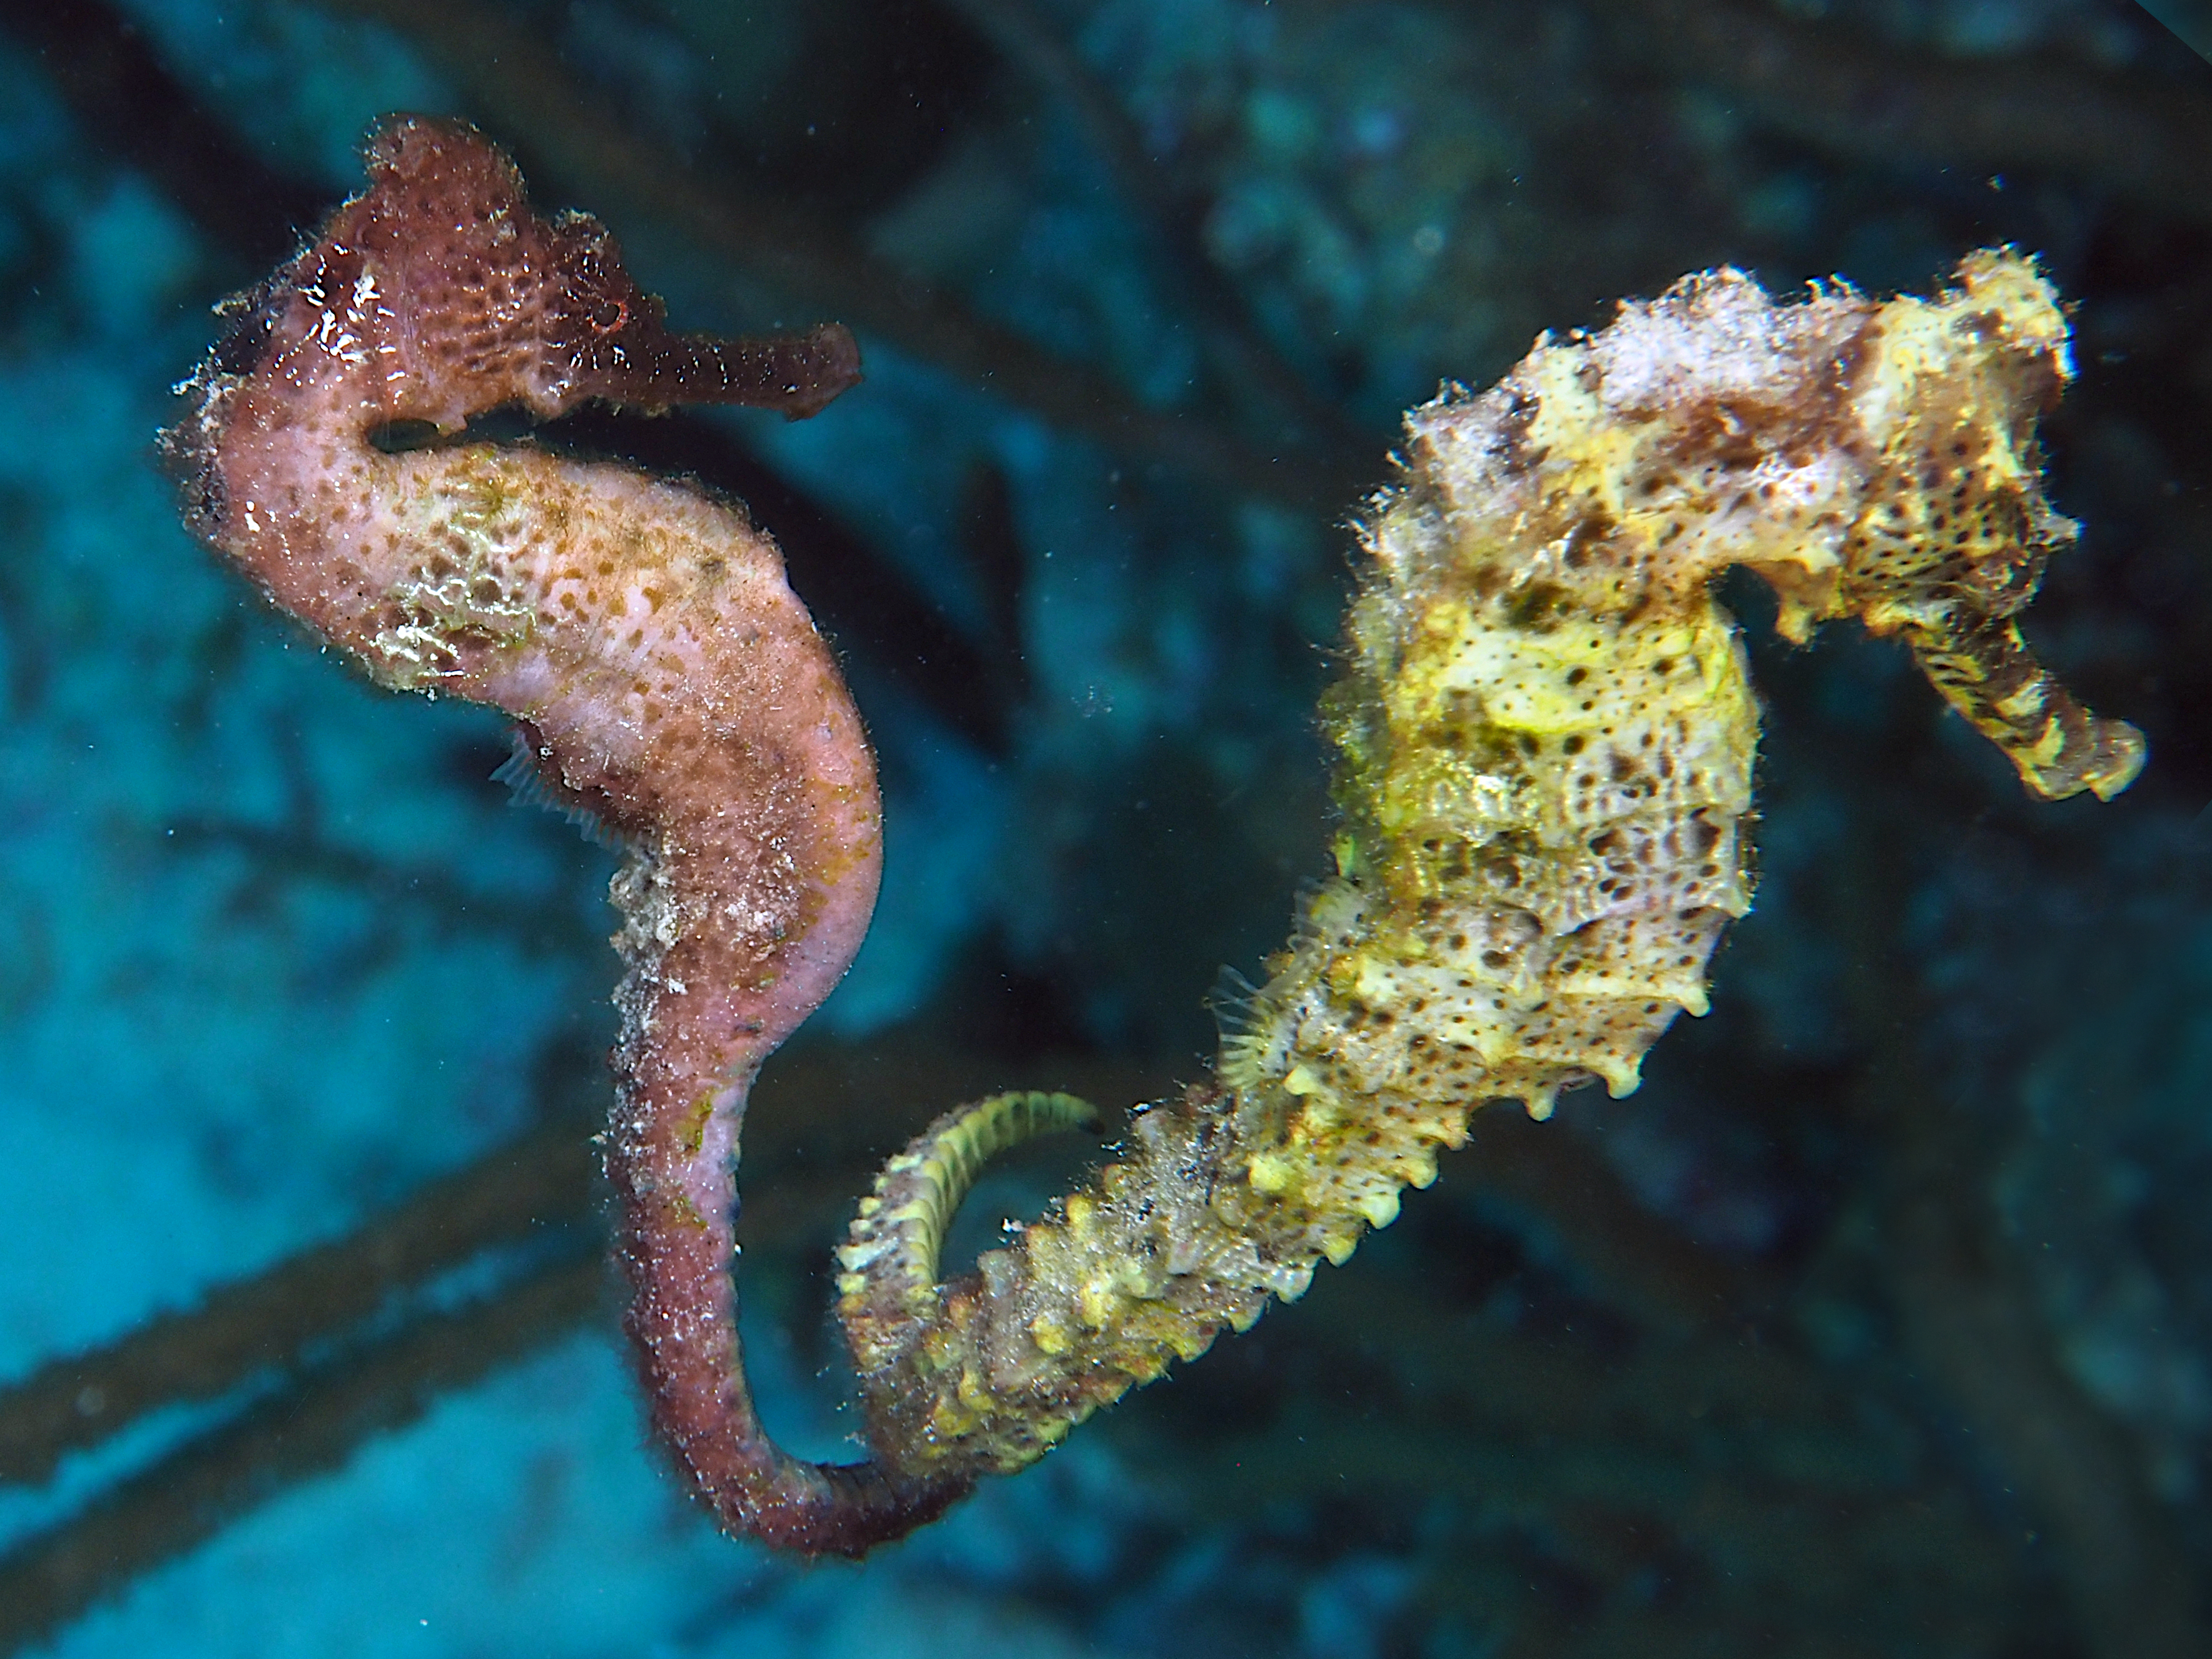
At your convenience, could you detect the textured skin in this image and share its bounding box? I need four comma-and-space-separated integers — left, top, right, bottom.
835, 250, 2143, 1486
168, 136, 2141, 1551
163, 118, 957, 1554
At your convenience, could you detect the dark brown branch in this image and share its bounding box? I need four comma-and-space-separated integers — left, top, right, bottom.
0, 1251, 607, 1656
0, 1116, 596, 1488
938, 0, 1366, 453
1595, 0, 2212, 220
0, 1037, 1169, 1633
0, 1027, 1769, 1590
0, 1039, 1157, 1498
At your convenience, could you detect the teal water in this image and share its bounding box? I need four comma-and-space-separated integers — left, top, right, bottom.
1, 3, 2208, 1655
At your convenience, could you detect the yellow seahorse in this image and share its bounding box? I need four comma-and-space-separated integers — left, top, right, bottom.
835, 248, 2143, 1486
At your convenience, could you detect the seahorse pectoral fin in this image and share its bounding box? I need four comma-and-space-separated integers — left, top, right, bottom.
1907, 616, 2146, 802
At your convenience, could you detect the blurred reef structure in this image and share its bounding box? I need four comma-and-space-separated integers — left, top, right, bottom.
0, 0, 2209, 1654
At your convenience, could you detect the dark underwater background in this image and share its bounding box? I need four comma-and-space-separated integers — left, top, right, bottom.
2, 1, 2210, 1654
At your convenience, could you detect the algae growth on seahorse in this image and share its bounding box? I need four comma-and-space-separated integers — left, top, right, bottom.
167, 116, 2139, 1553
835, 246, 2143, 1488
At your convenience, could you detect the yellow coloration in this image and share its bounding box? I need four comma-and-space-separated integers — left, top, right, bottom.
370, 452, 542, 687
835, 1091, 1097, 1379
676, 1091, 716, 1159
836, 250, 2143, 1490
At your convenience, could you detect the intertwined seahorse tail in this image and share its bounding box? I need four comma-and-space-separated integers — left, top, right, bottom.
836, 248, 2143, 1488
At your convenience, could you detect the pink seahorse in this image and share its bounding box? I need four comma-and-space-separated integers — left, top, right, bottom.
164, 116, 956, 1553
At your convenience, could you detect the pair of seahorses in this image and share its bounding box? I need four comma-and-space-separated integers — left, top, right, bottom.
166, 118, 2141, 1555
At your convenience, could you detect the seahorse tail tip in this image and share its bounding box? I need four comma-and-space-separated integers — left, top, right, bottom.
835, 1088, 1102, 1376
